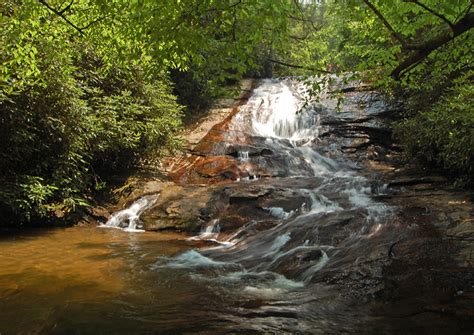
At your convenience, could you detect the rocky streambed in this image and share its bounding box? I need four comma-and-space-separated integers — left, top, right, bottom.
84, 78, 474, 333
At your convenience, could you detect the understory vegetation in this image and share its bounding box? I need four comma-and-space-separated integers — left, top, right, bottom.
1, 0, 472, 225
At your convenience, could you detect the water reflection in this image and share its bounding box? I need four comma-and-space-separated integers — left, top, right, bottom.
0, 227, 191, 334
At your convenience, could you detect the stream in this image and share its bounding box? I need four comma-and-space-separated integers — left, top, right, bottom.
0, 78, 472, 334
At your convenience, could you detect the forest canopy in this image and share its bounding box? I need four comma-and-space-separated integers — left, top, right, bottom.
1, 0, 473, 224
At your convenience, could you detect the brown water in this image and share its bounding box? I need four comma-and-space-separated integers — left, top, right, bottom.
0, 226, 365, 334
0, 225, 387, 334
0, 224, 470, 334
0, 227, 208, 334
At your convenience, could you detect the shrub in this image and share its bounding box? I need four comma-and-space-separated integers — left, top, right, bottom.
0, 40, 182, 224
394, 78, 474, 185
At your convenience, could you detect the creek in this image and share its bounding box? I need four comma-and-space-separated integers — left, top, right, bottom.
0, 78, 471, 334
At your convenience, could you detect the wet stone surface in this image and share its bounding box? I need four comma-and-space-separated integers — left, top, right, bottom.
140, 78, 473, 333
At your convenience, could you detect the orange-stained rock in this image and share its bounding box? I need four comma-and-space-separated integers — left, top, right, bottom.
169, 155, 242, 185
162, 82, 258, 185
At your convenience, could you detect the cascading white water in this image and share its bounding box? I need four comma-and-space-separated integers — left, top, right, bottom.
187, 219, 238, 248
158, 78, 392, 290
100, 194, 158, 232
240, 79, 321, 144
188, 219, 220, 241
238, 151, 249, 161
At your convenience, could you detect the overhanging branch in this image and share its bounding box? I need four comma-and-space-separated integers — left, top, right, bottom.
391, 12, 474, 79
406, 0, 454, 30
362, 0, 474, 80
39, 0, 108, 35
362, 0, 409, 48
39, 0, 84, 35
59, 0, 74, 15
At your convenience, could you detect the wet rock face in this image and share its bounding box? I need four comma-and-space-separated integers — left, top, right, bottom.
168, 155, 241, 184
225, 144, 274, 158
141, 184, 216, 231
269, 248, 324, 278
218, 184, 312, 231
141, 180, 314, 233
109, 78, 473, 332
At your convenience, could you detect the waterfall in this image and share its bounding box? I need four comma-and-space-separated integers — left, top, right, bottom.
241, 79, 321, 144
159, 78, 393, 288
100, 194, 158, 232
238, 151, 249, 161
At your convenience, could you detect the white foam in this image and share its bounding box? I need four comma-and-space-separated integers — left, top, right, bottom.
308, 193, 341, 214
99, 194, 158, 232
158, 250, 233, 268
187, 219, 220, 241
264, 207, 293, 219
243, 272, 304, 297
241, 80, 321, 144
196, 270, 304, 297
301, 250, 330, 283
342, 187, 390, 223
264, 233, 291, 257
238, 151, 249, 161
343, 187, 372, 208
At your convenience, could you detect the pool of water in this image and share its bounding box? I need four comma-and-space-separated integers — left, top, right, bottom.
0, 227, 221, 334
0, 225, 386, 334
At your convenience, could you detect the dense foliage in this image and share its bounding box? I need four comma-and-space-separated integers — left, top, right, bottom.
394, 78, 474, 183
0, 1, 184, 223
1, 0, 472, 224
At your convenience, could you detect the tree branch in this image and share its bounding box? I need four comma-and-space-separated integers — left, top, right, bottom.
362, 0, 409, 48
406, 0, 455, 30
206, 0, 242, 12
79, 15, 109, 31
59, 0, 74, 15
38, 0, 84, 35
455, 2, 473, 23
392, 11, 474, 79
292, 0, 321, 31
268, 58, 332, 74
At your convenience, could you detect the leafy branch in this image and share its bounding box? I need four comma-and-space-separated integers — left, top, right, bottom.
405, 0, 455, 30
362, 0, 410, 49
362, 0, 474, 80
392, 11, 474, 79
39, 0, 85, 35
38, 0, 108, 35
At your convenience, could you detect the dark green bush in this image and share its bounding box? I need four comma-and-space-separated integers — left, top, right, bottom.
0, 42, 182, 224
394, 78, 474, 185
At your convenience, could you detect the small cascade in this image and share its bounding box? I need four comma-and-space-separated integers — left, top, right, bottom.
188, 219, 221, 241
242, 79, 321, 144
300, 250, 330, 283
306, 192, 341, 215
186, 219, 238, 247
236, 174, 259, 182
238, 151, 249, 161
264, 207, 293, 219
100, 194, 158, 232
